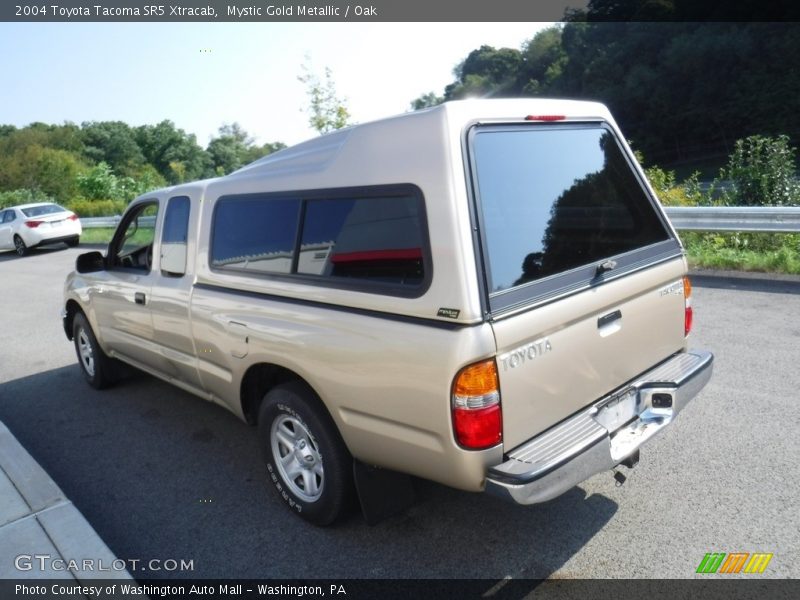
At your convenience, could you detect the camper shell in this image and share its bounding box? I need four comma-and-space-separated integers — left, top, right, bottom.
63, 99, 713, 525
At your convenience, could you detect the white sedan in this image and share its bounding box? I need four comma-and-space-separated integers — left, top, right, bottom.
0, 203, 82, 256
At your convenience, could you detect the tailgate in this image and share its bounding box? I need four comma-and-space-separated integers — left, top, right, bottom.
492, 258, 687, 450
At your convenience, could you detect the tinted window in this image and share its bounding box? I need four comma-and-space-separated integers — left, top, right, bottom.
298, 196, 424, 285
473, 126, 670, 293
21, 204, 69, 217
161, 196, 190, 276
211, 197, 301, 274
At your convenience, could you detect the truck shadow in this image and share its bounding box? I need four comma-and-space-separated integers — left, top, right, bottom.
0, 365, 616, 580
0, 245, 69, 262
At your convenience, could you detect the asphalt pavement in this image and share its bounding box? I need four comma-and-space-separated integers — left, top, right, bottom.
0, 245, 798, 580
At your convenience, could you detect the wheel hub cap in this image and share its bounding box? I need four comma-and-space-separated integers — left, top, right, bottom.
270, 414, 324, 503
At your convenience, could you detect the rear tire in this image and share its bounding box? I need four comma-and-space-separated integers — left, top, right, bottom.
13, 235, 28, 257
66, 236, 80, 248
258, 381, 354, 526
72, 312, 117, 389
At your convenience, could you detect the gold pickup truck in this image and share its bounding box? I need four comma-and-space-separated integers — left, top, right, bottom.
62, 99, 713, 525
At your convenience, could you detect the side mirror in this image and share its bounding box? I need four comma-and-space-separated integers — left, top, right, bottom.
76, 251, 105, 274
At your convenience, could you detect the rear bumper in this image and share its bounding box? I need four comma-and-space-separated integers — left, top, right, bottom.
485, 349, 713, 505
23, 222, 81, 246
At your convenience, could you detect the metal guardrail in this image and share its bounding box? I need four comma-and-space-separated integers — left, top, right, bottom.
664, 206, 800, 233
81, 208, 800, 233
81, 216, 122, 228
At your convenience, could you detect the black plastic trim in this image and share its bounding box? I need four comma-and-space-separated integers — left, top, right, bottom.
193, 282, 473, 331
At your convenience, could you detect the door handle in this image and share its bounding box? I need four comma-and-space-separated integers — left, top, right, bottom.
598, 309, 622, 328
134, 292, 146, 305
597, 309, 622, 337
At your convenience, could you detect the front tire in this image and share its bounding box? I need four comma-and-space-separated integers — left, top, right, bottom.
13, 235, 28, 257
72, 312, 117, 389
258, 382, 354, 526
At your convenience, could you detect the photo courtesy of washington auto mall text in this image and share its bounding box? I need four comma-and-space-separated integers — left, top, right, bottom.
12, 583, 348, 598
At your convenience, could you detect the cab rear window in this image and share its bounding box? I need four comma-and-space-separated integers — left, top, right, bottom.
470, 123, 678, 310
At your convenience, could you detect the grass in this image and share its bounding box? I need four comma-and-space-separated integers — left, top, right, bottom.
682, 232, 800, 275
79, 227, 115, 245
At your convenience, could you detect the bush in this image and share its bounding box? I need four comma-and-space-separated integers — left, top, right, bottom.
717, 134, 800, 206
645, 165, 705, 206
0, 188, 53, 209
65, 198, 127, 217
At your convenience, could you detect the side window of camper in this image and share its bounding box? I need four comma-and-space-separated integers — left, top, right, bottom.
210, 197, 301, 274
297, 195, 424, 285
210, 186, 429, 293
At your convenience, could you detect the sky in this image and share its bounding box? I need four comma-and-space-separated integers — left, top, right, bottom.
1, 22, 550, 147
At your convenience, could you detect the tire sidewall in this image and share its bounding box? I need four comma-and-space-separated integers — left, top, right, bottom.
14, 236, 27, 257
72, 313, 107, 389
258, 384, 351, 526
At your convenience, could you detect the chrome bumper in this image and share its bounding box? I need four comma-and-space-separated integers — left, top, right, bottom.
485, 350, 713, 505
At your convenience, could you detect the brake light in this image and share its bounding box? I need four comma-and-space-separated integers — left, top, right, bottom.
683, 276, 693, 336
452, 359, 502, 449
25, 220, 43, 228
525, 115, 566, 121
68, 214, 79, 221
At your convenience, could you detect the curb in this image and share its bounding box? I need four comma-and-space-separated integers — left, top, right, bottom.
0, 421, 133, 581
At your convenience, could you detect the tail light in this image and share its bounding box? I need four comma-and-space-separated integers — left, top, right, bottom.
25, 220, 43, 228
683, 276, 693, 336
452, 359, 502, 450
68, 214, 79, 221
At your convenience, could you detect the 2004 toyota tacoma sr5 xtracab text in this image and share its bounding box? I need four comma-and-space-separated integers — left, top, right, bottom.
63, 99, 713, 525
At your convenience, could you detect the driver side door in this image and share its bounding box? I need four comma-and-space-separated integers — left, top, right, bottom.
90, 201, 163, 373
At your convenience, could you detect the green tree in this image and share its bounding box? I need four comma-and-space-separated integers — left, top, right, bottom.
81, 121, 145, 176
298, 62, 351, 134
208, 123, 254, 174
410, 92, 443, 111
0, 144, 83, 200
444, 45, 524, 100
134, 120, 212, 183
520, 26, 566, 94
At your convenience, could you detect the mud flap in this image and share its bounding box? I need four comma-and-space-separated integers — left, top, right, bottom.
353, 460, 415, 525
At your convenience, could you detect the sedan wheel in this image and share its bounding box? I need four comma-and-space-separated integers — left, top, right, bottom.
13, 236, 28, 257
